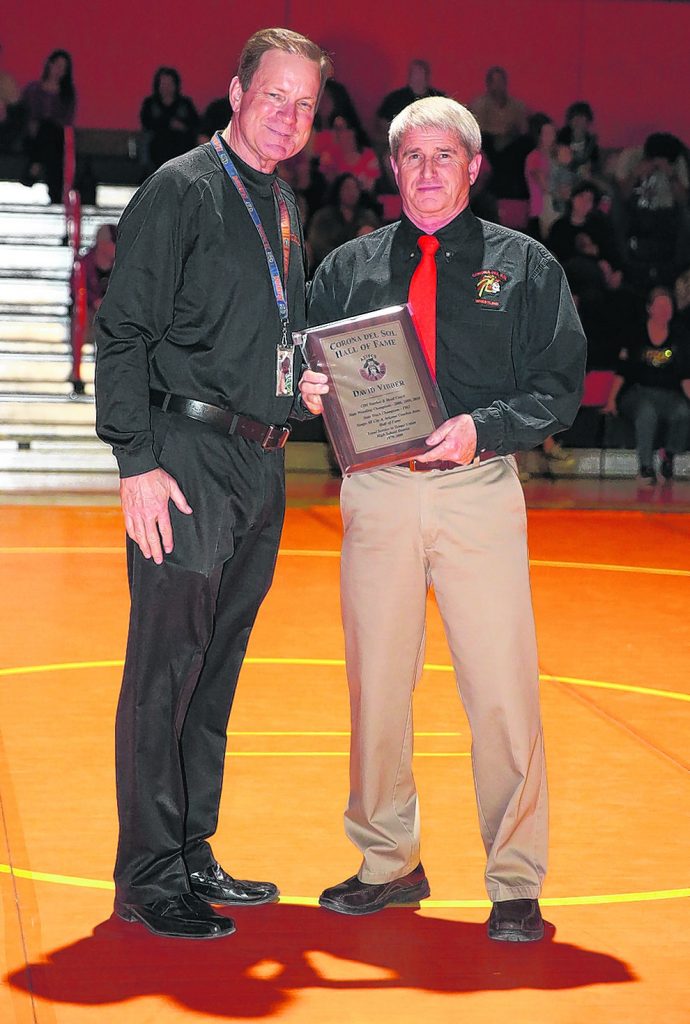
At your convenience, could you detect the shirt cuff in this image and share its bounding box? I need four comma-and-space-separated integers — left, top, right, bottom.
471, 408, 505, 454
115, 446, 159, 478
289, 392, 316, 422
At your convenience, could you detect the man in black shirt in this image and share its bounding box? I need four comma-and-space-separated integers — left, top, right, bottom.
375, 59, 444, 139
95, 28, 331, 940
300, 97, 585, 942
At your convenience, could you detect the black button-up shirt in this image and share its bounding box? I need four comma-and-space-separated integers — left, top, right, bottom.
95, 142, 307, 477
307, 207, 587, 454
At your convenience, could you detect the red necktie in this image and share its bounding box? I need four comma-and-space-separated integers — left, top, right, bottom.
408, 234, 440, 376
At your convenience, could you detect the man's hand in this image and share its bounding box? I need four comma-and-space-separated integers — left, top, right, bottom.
120, 468, 192, 564
298, 368, 329, 415
416, 413, 478, 465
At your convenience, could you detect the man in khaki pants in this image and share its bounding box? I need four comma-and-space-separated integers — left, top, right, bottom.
300, 97, 585, 941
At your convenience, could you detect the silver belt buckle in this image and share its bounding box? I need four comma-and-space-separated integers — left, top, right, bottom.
261, 424, 291, 450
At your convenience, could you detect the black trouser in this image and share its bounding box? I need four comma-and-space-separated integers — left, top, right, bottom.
25, 119, 65, 203
113, 412, 285, 903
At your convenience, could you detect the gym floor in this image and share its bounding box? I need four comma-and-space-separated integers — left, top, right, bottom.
1, 477, 688, 1024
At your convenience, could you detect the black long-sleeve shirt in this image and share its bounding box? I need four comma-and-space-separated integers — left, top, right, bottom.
616, 319, 690, 392
95, 141, 307, 477
308, 207, 586, 454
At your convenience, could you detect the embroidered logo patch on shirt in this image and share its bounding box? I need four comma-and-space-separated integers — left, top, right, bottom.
473, 269, 508, 307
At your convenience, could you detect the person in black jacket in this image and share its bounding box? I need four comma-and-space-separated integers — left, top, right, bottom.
603, 285, 690, 481
140, 66, 199, 171
96, 27, 331, 941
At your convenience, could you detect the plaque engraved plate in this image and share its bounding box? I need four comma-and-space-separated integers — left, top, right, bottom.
295, 304, 447, 474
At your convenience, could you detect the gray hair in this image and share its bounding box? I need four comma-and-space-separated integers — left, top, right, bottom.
389, 97, 482, 162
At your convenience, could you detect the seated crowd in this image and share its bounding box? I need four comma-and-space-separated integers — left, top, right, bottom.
2, 46, 689, 473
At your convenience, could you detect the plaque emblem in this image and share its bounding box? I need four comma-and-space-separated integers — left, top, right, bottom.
360, 355, 387, 382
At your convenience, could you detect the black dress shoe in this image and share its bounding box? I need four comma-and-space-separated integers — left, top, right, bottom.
189, 861, 279, 906
638, 465, 657, 484
114, 892, 236, 939
487, 898, 544, 942
660, 455, 674, 480
319, 864, 430, 916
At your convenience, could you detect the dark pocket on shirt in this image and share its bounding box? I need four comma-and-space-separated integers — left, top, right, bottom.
444, 311, 515, 388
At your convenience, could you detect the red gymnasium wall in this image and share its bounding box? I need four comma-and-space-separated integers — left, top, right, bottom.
2, 0, 689, 148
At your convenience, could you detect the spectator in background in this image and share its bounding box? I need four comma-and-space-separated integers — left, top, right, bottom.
470, 66, 528, 155
307, 172, 380, 271
303, 79, 369, 208
314, 79, 364, 135
551, 140, 576, 215
525, 114, 558, 240
21, 49, 76, 203
69, 223, 117, 395
564, 231, 638, 371
674, 266, 690, 331
198, 95, 232, 143
0, 42, 21, 152
622, 132, 690, 291
557, 102, 599, 177
546, 180, 619, 267
603, 285, 690, 482
140, 67, 199, 172
471, 68, 530, 230
375, 59, 445, 141
313, 113, 380, 196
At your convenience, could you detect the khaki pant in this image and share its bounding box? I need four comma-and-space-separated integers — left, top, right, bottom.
340, 456, 547, 901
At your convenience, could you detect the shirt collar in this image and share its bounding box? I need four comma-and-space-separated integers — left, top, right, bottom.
399, 206, 480, 258
217, 134, 277, 198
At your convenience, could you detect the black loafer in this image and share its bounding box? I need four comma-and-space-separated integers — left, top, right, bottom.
189, 861, 279, 906
319, 864, 430, 916
487, 898, 544, 942
114, 892, 236, 939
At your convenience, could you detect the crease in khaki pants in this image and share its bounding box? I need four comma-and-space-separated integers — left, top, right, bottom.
340, 458, 548, 897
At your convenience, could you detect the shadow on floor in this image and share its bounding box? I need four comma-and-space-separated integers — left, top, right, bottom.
8, 903, 635, 1018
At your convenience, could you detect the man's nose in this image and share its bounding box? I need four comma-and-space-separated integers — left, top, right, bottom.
419, 156, 435, 178
277, 102, 297, 127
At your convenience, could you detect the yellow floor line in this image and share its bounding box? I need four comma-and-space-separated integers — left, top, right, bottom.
224, 751, 470, 758
1, 546, 689, 577
540, 673, 690, 703
227, 731, 463, 737
1, 866, 687, 907
530, 559, 690, 578
1, 659, 688, 704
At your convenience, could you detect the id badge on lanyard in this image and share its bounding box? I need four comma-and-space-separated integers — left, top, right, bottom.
211, 132, 295, 395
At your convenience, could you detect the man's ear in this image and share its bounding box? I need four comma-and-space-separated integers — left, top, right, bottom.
229, 77, 243, 115
468, 152, 483, 186
389, 154, 400, 189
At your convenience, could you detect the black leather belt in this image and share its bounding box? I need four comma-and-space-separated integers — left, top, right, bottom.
150, 390, 291, 450
407, 450, 497, 472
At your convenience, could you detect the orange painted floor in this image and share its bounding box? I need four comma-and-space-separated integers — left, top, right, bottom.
1, 496, 689, 1024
